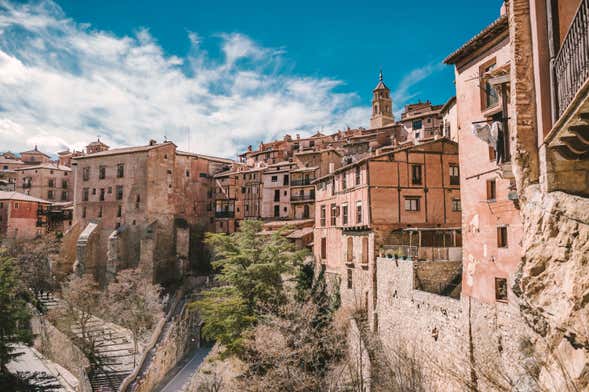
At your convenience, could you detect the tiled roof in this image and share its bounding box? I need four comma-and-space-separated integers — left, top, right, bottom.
0, 191, 50, 203
176, 150, 235, 164
16, 164, 71, 172
444, 15, 509, 65
73, 142, 175, 159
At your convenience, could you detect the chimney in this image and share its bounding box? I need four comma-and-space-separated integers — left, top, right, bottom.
149, 139, 157, 146
296, 134, 300, 140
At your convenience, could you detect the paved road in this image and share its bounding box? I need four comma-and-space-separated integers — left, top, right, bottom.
156, 345, 213, 392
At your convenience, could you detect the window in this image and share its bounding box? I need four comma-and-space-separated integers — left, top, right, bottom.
99, 188, 105, 201
452, 199, 461, 212
98, 207, 103, 218
135, 194, 141, 208
411, 165, 422, 185
82, 188, 89, 201
412, 119, 423, 129
62, 180, 68, 189
489, 146, 497, 161
14, 202, 19, 209
309, 140, 315, 148
82, 167, 90, 181
283, 175, 289, 185
82, 207, 86, 218
449, 164, 460, 185
320, 205, 326, 226
199, 172, 208, 178
495, 277, 508, 302
0, 202, 3, 209
362, 237, 368, 264
497, 226, 508, 248
271, 175, 278, 182
483, 62, 499, 109
405, 197, 420, 211
108, 187, 112, 194
117, 205, 122, 217
331, 203, 337, 226
355, 166, 361, 185
274, 189, 280, 202
347, 237, 354, 262
486, 179, 496, 200
47, 190, 54, 200
356, 201, 362, 224
48, 179, 54, 188
116, 185, 123, 201
342, 173, 347, 190
186, 170, 190, 177
303, 204, 310, 219
99, 166, 106, 179
117, 164, 124, 178
347, 269, 353, 289
61, 191, 68, 201
241, 187, 246, 194
321, 237, 327, 259
342, 204, 348, 225
274, 205, 280, 217
92, 188, 96, 195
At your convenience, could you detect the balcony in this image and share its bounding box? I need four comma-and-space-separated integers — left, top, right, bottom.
215, 211, 235, 218
290, 178, 314, 186
549, 0, 589, 163
290, 194, 315, 203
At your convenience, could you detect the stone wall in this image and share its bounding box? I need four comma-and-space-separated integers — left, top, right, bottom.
375, 257, 534, 391
57, 222, 82, 280
74, 221, 101, 278
130, 302, 200, 392
31, 313, 92, 392
414, 260, 461, 296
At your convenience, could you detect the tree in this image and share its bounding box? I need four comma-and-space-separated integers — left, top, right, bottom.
194, 220, 307, 354
103, 268, 163, 366
0, 371, 62, 392
0, 255, 33, 370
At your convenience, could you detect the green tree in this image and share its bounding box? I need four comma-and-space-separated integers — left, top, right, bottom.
0, 256, 33, 370
194, 220, 307, 354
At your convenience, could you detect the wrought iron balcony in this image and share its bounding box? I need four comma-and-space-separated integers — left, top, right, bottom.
290, 178, 314, 186
290, 194, 315, 202
554, 0, 589, 117
215, 211, 235, 218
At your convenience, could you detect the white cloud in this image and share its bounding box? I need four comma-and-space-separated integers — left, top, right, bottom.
0, 1, 441, 159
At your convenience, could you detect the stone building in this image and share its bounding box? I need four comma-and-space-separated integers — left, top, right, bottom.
369, 71, 395, 129
400, 100, 444, 142
15, 164, 73, 202
70, 139, 233, 283
313, 138, 461, 315
19, 146, 52, 165
261, 161, 296, 219
440, 96, 458, 141
0, 191, 50, 240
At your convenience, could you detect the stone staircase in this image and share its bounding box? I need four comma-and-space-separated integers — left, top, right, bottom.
38, 292, 138, 392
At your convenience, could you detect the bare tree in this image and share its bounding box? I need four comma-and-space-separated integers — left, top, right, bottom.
103, 268, 163, 366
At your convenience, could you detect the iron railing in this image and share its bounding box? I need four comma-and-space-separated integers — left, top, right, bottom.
290, 178, 315, 186
215, 211, 235, 218
554, 0, 589, 117
291, 194, 315, 202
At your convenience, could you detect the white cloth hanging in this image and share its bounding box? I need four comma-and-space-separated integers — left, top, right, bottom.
471, 121, 502, 146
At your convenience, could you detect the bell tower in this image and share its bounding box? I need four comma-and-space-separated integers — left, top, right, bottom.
370, 70, 394, 129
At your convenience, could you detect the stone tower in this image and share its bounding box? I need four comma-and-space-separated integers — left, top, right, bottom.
370, 70, 394, 129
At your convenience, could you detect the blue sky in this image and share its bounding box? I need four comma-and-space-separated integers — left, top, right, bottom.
0, 0, 503, 158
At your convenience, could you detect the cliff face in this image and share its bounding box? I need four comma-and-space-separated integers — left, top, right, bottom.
515, 187, 589, 388
508, 0, 589, 389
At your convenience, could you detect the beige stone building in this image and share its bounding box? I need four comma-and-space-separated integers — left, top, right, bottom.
15, 164, 73, 202
70, 139, 233, 283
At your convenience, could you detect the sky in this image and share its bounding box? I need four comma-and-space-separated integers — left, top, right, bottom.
0, 0, 503, 158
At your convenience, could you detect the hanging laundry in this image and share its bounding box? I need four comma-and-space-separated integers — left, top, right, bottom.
494, 121, 505, 164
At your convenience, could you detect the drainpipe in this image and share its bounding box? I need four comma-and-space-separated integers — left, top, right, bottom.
546, 0, 559, 123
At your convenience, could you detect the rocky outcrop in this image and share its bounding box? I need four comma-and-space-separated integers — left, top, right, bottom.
515, 186, 589, 389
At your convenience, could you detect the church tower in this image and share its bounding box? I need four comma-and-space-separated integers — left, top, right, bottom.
370, 70, 394, 129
